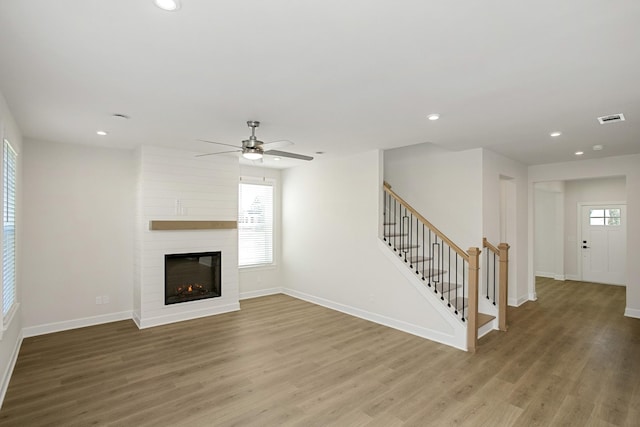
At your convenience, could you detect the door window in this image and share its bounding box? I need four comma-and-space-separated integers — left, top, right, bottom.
589, 208, 621, 226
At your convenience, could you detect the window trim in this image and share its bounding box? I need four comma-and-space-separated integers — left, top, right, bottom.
238, 176, 277, 269
2, 138, 17, 332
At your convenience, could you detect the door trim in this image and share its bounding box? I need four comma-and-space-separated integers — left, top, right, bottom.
576, 201, 626, 282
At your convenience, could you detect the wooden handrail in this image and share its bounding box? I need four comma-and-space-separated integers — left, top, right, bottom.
482, 237, 499, 254
383, 182, 468, 261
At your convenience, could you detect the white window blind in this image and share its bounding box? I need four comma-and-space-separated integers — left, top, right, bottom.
3, 139, 17, 318
238, 181, 273, 267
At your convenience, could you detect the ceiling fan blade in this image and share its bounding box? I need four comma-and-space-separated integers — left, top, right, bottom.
261, 139, 294, 150
197, 139, 242, 149
195, 149, 241, 157
264, 149, 314, 161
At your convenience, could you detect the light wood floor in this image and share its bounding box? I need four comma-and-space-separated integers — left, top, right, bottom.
1, 278, 639, 426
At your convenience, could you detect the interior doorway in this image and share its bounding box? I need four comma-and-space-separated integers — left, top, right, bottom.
532, 176, 627, 297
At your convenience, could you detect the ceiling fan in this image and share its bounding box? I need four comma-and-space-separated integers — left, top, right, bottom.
197, 121, 313, 161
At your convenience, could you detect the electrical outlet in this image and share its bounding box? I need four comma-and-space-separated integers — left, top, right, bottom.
95, 296, 102, 305
102, 295, 110, 304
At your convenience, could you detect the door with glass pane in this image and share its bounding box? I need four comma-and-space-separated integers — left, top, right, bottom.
581, 205, 626, 285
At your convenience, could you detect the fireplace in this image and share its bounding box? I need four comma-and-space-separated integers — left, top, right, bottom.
165, 251, 222, 305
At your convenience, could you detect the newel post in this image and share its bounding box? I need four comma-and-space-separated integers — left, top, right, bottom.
467, 247, 481, 353
498, 243, 510, 331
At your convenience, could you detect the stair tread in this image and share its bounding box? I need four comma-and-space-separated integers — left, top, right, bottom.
384, 232, 408, 237
394, 244, 420, 250
408, 256, 432, 263
419, 269, 447, 278
433, 282, 462, 294
448, 296, 468, 311
478, 313, 495, 328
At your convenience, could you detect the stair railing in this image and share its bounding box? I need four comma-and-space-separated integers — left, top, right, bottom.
383, 182, 481, 352
482, 238, 509, 331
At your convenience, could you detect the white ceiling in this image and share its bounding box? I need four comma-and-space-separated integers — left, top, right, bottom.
0, 0, 638, 168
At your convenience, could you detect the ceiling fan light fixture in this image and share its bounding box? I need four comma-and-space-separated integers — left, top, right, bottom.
242, 147, 263, 160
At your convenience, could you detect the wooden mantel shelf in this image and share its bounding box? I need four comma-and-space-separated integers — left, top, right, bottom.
149, 220, 237, 231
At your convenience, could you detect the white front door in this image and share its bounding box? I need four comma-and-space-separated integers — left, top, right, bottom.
581, 205, 626, 285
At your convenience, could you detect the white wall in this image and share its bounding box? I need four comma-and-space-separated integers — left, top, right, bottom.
384, 144, 483, 252
481, 149, 529, 306
281, 150, 466, 348
563, 176, 626, 279
529, 155, 640, 318
534, 182, 564, 279
21, 140, 135, 334
0, 91, 23, 406
238, 165, 283, 299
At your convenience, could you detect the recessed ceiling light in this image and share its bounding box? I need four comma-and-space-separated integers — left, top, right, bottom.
550, 131, 562, 137
575, 151, 584, 156
153, 0, 180, 11
593, 145, 603, 151
96, 130, 108, 136
427, 114, 440, 121
273, 157, 281, 161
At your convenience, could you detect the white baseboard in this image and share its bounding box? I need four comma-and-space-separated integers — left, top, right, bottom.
529, 292, 537, 301
535, 272, 566, 281
135, 303, 240, 329
132, 311, 142, 329
22, 311, 133, 338
508, 294, 531, 307
535, 271, 555, 278
624, 307, 640, 319
565, 274, 581, 281
282, 288, 466, 351
0, 330, 23, 410
239, 287, 283, 300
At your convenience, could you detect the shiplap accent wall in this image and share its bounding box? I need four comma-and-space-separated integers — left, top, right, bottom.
134, 146, 240, 328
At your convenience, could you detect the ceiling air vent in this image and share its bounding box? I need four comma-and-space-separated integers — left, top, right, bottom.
597, 113, 625, 124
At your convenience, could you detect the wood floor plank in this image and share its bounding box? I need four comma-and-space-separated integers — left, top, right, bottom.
1, 279, 639, 426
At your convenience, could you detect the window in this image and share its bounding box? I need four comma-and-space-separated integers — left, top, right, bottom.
589, 208, 621, 226
3, 139, 17, 320
238, 179, 274, 267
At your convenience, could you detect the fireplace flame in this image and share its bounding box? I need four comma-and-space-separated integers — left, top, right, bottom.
175, 284, 206, 297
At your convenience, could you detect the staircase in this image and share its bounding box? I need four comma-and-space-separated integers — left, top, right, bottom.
382, 182, 508, 352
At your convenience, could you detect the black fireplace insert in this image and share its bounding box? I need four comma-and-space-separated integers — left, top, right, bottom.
164, 251, 221, 305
